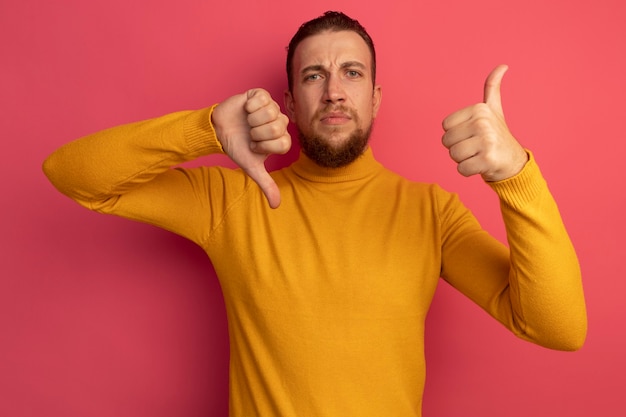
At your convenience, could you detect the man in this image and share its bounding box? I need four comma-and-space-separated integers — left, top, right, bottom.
44, 11, 587, 417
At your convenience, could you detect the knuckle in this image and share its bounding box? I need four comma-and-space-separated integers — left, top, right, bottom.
249, 127, 261, 141
255, 89, 270, 103
447, 143, 456, 158
246, 89, 270, 112
441, 132, 448, 146
482, 147, 499, 166
264, 102, 277, 117
457, 163, 471, 177
267, 122, 283, 137
246, 112, 258, 127
472, 104, 492, 120
474, 102, 490, 113
277, 135, 291, 154
472, 110, 495, 133
474, 117, 492, 131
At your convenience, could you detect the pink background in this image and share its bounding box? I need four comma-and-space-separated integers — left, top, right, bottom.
1, 0, 624, 415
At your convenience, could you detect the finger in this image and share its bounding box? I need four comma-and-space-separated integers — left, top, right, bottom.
243, 163, 282, 209
442, 119, 476, 149
442, 105, 474, 131
446, 136, 480, 163
244, 88, 272, 115
483, 64, 508, 115
456, 154, 484, 178
250, 133, 292, 155
249, 113, 290, 141
247, 102, 280, 128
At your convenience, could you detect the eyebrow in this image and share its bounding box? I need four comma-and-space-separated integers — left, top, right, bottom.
300, 61, 367, 75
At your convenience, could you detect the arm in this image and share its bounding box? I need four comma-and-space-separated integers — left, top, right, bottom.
43, 107, 226, 243
440, 66, 587, 350
439, 155, 587, 350
43, 89, 291, 242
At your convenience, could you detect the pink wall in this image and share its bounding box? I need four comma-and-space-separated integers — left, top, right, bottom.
1, 0, 624, 415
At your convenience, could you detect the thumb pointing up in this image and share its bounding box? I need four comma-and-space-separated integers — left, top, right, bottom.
483, 64, 509, 116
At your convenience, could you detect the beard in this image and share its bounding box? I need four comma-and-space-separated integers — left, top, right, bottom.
297, 106, 373, 168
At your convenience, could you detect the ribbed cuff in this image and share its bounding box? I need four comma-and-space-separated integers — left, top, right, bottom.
183, 104, 225, 156
487, 150, 547, 211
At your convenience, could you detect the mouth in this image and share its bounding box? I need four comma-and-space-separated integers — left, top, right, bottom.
320, 111, 352, 125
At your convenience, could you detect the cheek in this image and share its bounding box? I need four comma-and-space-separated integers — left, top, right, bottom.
291, 106, 312, 131
294, 100, 317, 121
349, 89, 372, 111
356, 97, 375, 121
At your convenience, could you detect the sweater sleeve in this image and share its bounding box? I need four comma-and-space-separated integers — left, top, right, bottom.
42, 105, 243, 246
439, 152, 587, 351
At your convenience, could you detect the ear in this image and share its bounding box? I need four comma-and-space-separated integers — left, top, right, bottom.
372, 84, 382, 118
284, 90, 296, 122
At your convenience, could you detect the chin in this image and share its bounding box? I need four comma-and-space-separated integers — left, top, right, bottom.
297, 125, 371, 168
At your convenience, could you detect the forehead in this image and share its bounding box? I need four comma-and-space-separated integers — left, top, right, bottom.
293, 30, 372, 70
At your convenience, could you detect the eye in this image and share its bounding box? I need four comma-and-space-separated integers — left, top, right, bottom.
304, 73, 323, 82
346, 70, 362, 78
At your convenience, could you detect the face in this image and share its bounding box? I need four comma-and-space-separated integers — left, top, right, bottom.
284, 30, 382, 168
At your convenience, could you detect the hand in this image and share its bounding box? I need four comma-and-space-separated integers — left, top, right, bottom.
442, 65, 528, 182
212, 88, 291, 208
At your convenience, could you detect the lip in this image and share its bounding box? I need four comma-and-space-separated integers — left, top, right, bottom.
320, 112, 352, 125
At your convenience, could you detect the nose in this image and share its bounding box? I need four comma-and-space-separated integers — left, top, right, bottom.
323, 74, 345, 104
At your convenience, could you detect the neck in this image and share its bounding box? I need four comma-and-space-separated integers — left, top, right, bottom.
291, 146, 382, 183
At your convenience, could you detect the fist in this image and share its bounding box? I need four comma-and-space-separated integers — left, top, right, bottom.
212, 88, 291, 208
442, 65, 528, 182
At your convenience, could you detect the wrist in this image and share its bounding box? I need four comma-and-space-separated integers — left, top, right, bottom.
184, 105, 224, 155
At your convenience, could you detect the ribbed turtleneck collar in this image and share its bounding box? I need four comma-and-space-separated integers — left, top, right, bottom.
290, 147, 383, 183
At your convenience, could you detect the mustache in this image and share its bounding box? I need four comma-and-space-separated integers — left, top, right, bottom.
314, 105, 357, 120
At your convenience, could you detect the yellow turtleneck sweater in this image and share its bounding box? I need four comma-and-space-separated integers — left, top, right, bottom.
43, 106, 587, 417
